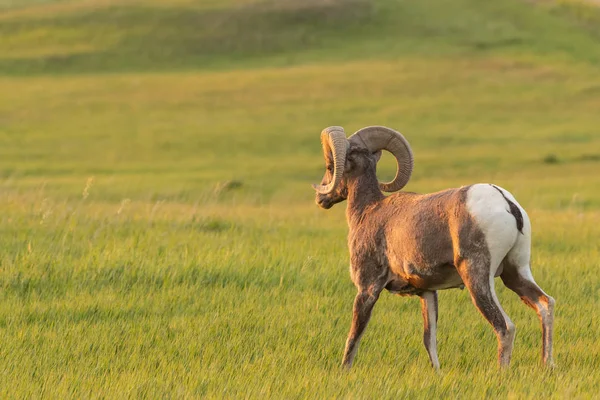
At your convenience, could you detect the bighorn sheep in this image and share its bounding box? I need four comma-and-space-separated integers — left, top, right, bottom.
312, 126, 554, 369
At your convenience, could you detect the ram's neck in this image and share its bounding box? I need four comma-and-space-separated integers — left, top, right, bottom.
346, 169, 384, 230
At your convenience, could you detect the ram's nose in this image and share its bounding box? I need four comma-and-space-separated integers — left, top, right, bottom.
315, 194, 333, 209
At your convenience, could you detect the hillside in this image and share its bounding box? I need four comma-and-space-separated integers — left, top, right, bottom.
1, 0, 600, 75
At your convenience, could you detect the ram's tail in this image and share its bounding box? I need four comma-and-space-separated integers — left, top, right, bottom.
491, 185, 524, 234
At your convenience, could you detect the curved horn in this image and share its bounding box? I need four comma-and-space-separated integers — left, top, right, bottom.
312, 126, 348, 194
348, 126, 413, 192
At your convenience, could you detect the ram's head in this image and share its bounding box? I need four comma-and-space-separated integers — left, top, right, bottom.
313, 126, 414, 209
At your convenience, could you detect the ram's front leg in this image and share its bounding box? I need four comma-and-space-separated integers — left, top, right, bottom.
341, 290, 381, 369
420, 290, 440, 370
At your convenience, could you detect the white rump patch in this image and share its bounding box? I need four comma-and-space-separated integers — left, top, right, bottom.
466, 184, 523, 274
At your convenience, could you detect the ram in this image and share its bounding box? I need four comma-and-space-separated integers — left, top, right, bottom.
312, 126, 554, 369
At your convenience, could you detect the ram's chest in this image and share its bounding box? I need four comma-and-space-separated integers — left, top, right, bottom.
348, 252, 389, 289
347, 229, 390, 289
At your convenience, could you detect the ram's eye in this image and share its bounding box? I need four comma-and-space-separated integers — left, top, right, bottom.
326, 164, 334, 172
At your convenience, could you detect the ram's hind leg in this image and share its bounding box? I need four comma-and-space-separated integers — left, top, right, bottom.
420, 291, 440, 370
501, 263, 555, 366
458, 258, 516, 367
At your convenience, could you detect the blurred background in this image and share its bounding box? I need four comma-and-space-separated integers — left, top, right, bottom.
1, 0, 600, 205
1, 0, 599, 397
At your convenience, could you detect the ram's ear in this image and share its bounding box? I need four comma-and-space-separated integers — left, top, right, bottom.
373, 150, 382, 163
345, 148, 363, 173
344, 151, 354, 173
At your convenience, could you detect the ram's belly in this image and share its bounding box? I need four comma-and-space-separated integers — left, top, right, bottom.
417, 267, 464, 290
389, 261, 464, 291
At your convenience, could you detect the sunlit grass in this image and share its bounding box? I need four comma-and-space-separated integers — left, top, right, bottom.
1, 188, 598, 397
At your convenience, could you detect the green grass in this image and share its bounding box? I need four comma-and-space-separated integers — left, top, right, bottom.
1, 0, 600, 397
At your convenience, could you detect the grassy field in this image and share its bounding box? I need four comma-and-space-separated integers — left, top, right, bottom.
1, 0, 600, 397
